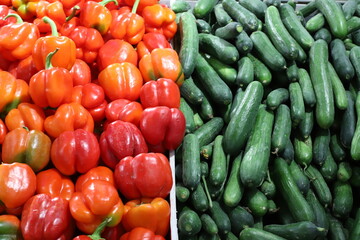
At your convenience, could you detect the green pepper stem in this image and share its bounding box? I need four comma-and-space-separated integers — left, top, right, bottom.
87, 218, 111, 240
3, 13, 23, 24
98, 0, 118, 6
65, 5, 80, 22
45, 48, 59, 70
42, 16, 58, 37
131, 0, 141, 13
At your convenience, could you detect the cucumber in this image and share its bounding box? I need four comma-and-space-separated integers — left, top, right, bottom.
280, 4, 314, 50
223, 81, 264, 156
191, 183, 209, 212
239, 228, 287, 240
289, 160, 311, 195
244, 188, 269, 217
351, 93, 360, 160
223, 152, 244, 207
319, 149, 338, 182
240, 104, 274, 188
347, 16, 360, 34
260, 178, 276, 199
298, 68, 316, 108
198, 92, 214, 120
200, 214, 218, 235
266, 88, 289, 110
179, 12, 199, 79
294, 134, 313, 166
352, 29, 360, 45
279, 138, 294, 163
313, 128, 331, 166
209, 201, 231, 235
196, 19, 212, 33
209, 135, 227, 187
272, 157, 315, 222
306, 189, 329, 237
332, 181, 353, 218
330, 134, 346, 162
349, 208, 360, 240
198, 33, 239, 65
225, 88, 245, 123
327, 213, 347, 240
180, 77, 204, 106
236, 56, 254, 87
222, 0, 259, 32
315, 0, 348, 38
267, 199, 278, 214
328, 62, 348, 110
193, 53, 233, 106
178, 208, 202, 236
263, 0, 281, 8
343, 0, 358, 20
305, 13, 325, 33
182, 134, 201, 190
289, 82, 305, 126
180, 98, 196, 134
309, 39, 335, 129
213, 4, 233, 27
271, 104, 291, 154
340, 91, 356, 148
198, 232, 220, 240
203, 53, 237, 86
200, 142, 214, 161
286, 61, 299, 82
238, 0, 267, 20
171, 0, 191, 13
350, 46, 360, 88
264, 221, 325, 240
298, 107, 314, 139
247, 53, 272, 86
275, 197, 296, 224
314, 28, 333, 44
305, 165, 332, 207
298, 1, 317, 17
229, 206, 254, 236
337, 162, 352, 182
225, 232, 238, 240
235, 31, 253, 55
330, 39, 355, 82
215, 22, 243, 40
193, 0, 218, 19
193, 117, 224, 148
250, 31, 287, 71
176, 185, 190, 203
201, 161, 209, 178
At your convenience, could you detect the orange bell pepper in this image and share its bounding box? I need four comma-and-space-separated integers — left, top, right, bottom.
70, 58, 91, 86
123, 0, 158, 13
142, 4, 177, 40
98, 62, 143, 101
139, 48, 184, 86
32, 1, 67, 33
136, 32, 171, 59
36, 168, 74, 201
5, 102, 45, 131
120, 227, 165, 240
44, 102, 94, 138
0, 119, 7, 145
75, 166, 115, 192
8, 55, 38, 83
121, 198, 170, 237
105, 99, 143, 126
32, 16, 76, 71
0, 13, 39, 61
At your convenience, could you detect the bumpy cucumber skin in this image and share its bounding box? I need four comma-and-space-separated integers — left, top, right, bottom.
239, 227, 287, 240
351, 93, 360, 160
266, 88, 289, 110
305, 165, 333, 207
182, 134, 201, 191
271, 104, 291, 154
264, 221, 325, 240
223, 153, 244, 207
332, 181, 353, 218
236, 56, 254, 87
289, 82, 305, 126
222, 0, 259, 32
193, 0, 218, 19
330, 39, 355, 82
306, 13, 325, 33
340, 92, 356, 148
328, 62, 348, 110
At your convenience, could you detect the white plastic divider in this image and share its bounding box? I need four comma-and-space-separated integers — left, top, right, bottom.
168, 150, 178, 240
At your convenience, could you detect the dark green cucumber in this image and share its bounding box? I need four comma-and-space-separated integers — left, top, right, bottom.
201, 161, 209, 178
294, 134, 313, 166
352, 29, 360, 45
347, 16, 360, 34
289, 160, 311, 195
298, 107, 314, 139
306, 189, 329, 237
179, 12, 199, 79
240, 104, 274, 188
223, 152, 244, 207
250, 31, 287, 71
209, 201, 231, 235
351, 93, 360, 160
305, 165, 332, 207
260, 178, 276, 199
229, 206, 254, 236
236, 56, 254, 87
286, 61, 299, 82
182, 134, 201, 190
197, 92, 214, 120
193, 117, 224, 148
215, 22, 243, 40
222, 0, 259, 32
180, 77, 204, 106
225, 232, 238, 240
350, 166, 360, 187
289, 82, 305, 126
298, 68, 316, 108
176, 184, 190, 203
191, 183, 209, 212
272, 157, 315, 222
263, 0, 281, 8
180, 98, 196, 134
349, 208, 360, 240
266, 88, 289, 110
200, 214, 218, 235
298, 1, 317, 17
194, 53, 233, 106
319, 149, 338, 182
327, 213, 347, 240
271, 104, 291, 154
264, 221, 325, 240
247, 53, 272, 86
239, 228, 287, 240
209, 135, 227, 186
280, 3, 314, 50
280, 138, 294, 163
193, 0, 218, 19
171, 0, 191, 13
175, 163, 182, 181
309, 39, 335, 129
178, 208, 202, 236
235, 31, 253, 55
328, 62, 348, 110
200, 142, 214, 161
275, 197, 296, 224
337, 162, 352, 182
343, 0, 358, 20
330, 134, 346, 162
305, 13, 325, 33
332, 181, 353, 218
330, 39, 355, 82
225, 88, 245, 123
340, 91, 356, 148
267, 199, 278, 214
314, 28, 333, 44
313, 128, 331, 166
214, 4, 232, 27
223, 81, 264, 156
238, 0, 267, 20
244, 188, 269, 217
350, 46, 360, 88
315, 0, 348, 38
202, 53, 237, 86
196, 19, 212, 33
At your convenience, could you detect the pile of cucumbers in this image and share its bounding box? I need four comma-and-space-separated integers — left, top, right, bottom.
171, 0, 360, 239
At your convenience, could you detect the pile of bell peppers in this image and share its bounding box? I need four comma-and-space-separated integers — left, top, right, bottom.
0, 0, 185, 238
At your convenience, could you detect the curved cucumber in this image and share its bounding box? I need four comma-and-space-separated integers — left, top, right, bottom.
351, 93, 360, 160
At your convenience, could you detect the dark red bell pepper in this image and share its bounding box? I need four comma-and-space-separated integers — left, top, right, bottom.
105, 99, 143, 127
0, 119, 8, 145
8, 55, 38, 83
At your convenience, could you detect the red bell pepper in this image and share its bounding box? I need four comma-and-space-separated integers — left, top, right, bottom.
121, 198, 170, 236
21, 193, 74, 240
8, 55, 38, 83
140, 78, 180, 109
44, 102, 94, 138
60, 16, 104, 64
29, 48, 73, 108
0, 6, 17, 27
32, 1, 66, 33
0, 119, 7, 144
139, 48, 184, 86
0, 215, 22, 240
101, 224, 126, 240
114, 152, 172, 199
139, 106, 185, 152
0, 162, 36, 209
36, 168, 75, 201
97, 39, 138, 71
100, 120, 148, 169
4, 102, 45, 131
120, 227, 165, 240
136, 32, 171, 59
142, 4, 177, 40
70, 58, 92, 86
123, 0, 158, 13
1, 127, 51, 172
51, 129, 100, 175
98, 62, 143, 101
105, 99, 143, 126
75, 166, 115, 192
32, 16, 76, 71
0, 13, 39, 61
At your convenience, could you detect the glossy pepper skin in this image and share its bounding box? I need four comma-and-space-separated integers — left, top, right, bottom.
36, 168, 75, 201
136, 32, 171, 59
32, 1, 67, 33
1, 127, 51, 172
142, 4, 177, 40
120, 227, 165, 240
100, 120, 148, 169
44, 102, 94, 138
114, 153, 172, 200
70, 59, 91, 86
21, 193, 74, 240
51, 129, 100, 176
75, 166, 115, 192
5, 102, 45, 131
0, 163, 36, 209
0, 6, 17, 27
8, 55, 38, 83
139, 48, 184, 86
0, 215, 22, 240
140, 78, 180, 109
98, 62, 143, 101
0, 119, 8, 145
139, 106, 185, 152
105, 99, 143, 127
123, 0, 158, 13
121, 198, 170, 236
11, 0, 40, 21
0, 13, 40, 61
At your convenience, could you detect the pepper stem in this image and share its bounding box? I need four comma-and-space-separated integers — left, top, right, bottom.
45, 48, 59, 70
131, 0, 141, 13
98, 0, 118, 6
87, 218, 111, 240
42, 16, 59, 37
3, 13, 23, 24
66, 5, 80, 22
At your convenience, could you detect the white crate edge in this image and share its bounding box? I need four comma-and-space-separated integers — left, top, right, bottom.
169, 150, 178, 240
